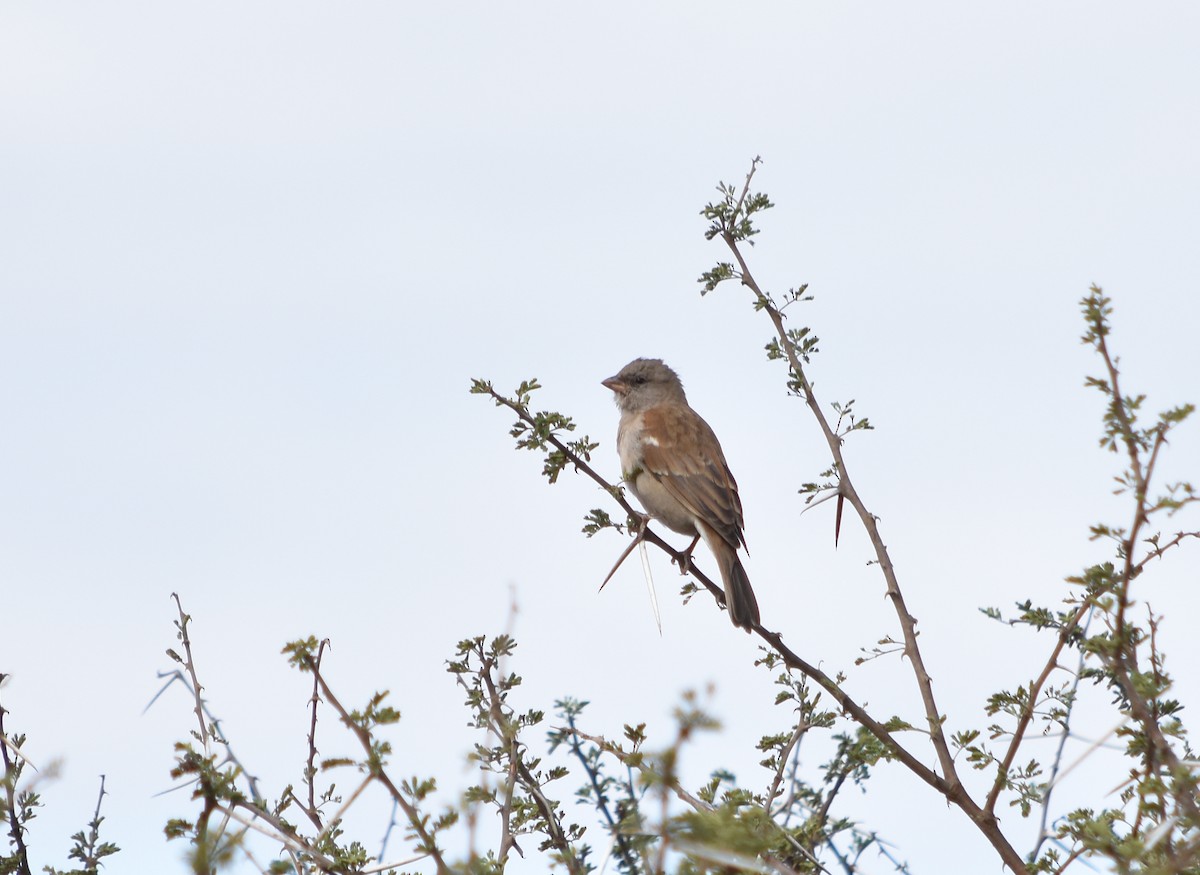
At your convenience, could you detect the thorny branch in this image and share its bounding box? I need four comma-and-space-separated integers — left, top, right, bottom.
705, 159, 1025, 873
295, 652, 454, 875
0, 678, 34, 875
300, 638, 330, 831
477, 382, 949, 799
1088, 301, 1200, 827
473, 168, 1197, 875
454, 638, 587, 874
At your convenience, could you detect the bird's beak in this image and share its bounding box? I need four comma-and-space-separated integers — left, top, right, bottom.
602, 375, 627, 395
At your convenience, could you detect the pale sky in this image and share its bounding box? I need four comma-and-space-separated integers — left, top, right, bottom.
2, 3, 1199, 873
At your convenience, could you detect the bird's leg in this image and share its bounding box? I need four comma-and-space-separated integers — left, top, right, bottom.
672, 534, 701, 573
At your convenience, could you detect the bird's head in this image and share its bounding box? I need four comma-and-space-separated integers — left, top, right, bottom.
602, 358, 686, 411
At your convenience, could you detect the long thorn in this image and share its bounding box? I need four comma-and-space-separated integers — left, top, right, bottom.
599, 534, 643, 592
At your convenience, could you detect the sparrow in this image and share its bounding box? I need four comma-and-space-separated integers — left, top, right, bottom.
602, 358, 760, 631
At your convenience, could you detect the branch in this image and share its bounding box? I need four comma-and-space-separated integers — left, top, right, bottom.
708, 160, 1025, 873
477, 646, 584, 872
299, 656, 452, 875
301, 638, 330, 831
1029, 610, 1093, 863
0, 680, 34, 875
1134, 530, 1200, 573
73, 775, 118, 871
170, 593, 213, 760
722, 205, 957, 785
477, 383, 941, 796
159, 596, 264, 805
984, 603, 1090, 814
561, 726, 713, 814
764, 719, 810, 816
218, 801, 338, 870
1090, 305, 1200, 826
563, 710, 641, 873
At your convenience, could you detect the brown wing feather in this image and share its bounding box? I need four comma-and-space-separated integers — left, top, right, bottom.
640, 405, 746, 550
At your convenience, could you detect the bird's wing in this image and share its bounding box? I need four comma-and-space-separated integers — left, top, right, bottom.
639, 404, 746, 550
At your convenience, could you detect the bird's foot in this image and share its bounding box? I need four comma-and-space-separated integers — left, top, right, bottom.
672, 535, 701, 574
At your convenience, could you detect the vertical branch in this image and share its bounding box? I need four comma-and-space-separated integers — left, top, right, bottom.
171, 593, 212, 760
481, 656, 584, 873
0, 679, 34, 875
304, 639, 330, 828
1084, 297, 1200, 827
563, 710, 641, 874
1030, 610, 1094, 862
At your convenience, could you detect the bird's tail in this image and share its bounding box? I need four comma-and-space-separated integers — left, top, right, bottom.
711, 539, 760, 632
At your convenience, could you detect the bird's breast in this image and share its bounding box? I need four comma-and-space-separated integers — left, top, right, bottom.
616, 416, 697, 536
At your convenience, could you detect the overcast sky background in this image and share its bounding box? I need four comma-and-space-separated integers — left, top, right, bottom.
2, 3, 1199, 873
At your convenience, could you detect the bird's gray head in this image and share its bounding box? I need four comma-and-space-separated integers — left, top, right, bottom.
601, 358, 687, 411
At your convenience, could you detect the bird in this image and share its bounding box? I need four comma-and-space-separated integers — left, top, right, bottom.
602, 358, 760, 631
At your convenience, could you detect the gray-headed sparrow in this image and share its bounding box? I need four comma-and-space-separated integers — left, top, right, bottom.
603, 358, 759, 631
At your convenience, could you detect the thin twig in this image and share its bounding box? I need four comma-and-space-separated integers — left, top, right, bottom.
216, 802, 338, 869
764, 718, 809, 816
1135, 530, 1200, 572
564, 710, 640, 873
315, 773, 374, 845
75, 775, 112, 870
156, 606, 264, 804
560, 726, 713, 813
377, 799, 402, 866
302, 638, 330, 831
1092, 321, 1200, 825
1029, 609, 1094, 863
478, 651, 579, 869
985, 603, 1090, 814
299, 655, 453, 875
171, 593, 213, 760
360, 852, 434, 874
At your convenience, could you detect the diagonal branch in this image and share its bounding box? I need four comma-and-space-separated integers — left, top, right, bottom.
706, 159, 1025, 873
476, 648, 584, 872
718, 190, 957, 784
298, 655, 453, 875
479, 387, 948, 812
984, 603, 1090, 815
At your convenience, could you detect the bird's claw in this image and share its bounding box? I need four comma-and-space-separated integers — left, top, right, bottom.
671, 534, 701, 574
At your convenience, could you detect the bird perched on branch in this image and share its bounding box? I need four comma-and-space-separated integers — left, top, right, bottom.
602, 358, 760, 631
